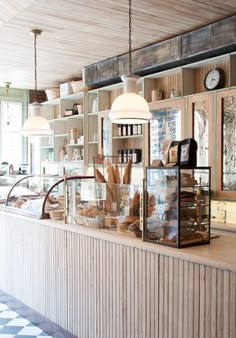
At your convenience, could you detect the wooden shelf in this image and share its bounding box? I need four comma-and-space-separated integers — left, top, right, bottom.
67, 143, 84, 147
54, 133, 68, 138
112, 135, 143, 140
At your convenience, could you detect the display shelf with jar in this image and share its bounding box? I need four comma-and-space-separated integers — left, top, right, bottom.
144, 166, 211, 248
37, 51, 236, 190
142, 53, 236, 102
143, 68, 182, 103
40, 91, 85, 165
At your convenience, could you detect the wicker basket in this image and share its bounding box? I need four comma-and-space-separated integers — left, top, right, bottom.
45, 87, 60, 101
74, 215, 105, 229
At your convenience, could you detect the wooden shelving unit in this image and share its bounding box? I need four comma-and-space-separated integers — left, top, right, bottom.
39, 52, 236, 187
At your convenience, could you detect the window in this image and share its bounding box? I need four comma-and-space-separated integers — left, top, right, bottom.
0, 101, 23, 166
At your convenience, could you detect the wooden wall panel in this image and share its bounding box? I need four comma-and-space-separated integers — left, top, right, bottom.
155, 73, 182, 100
0, 214, 68, 328
0, 213, 235, 338
193, 60, 229, 93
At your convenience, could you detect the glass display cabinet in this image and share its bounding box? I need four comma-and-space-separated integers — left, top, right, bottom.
2, 174, 142, 238
4, 175, 93, 219
0, 175, 22, 204
4, 175, 65, 219
143, 166, 211, 248
67, 179, 142, 237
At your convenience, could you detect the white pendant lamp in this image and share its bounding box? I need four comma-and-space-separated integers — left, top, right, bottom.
23, 29, 51, 137
109, 0, 152, 124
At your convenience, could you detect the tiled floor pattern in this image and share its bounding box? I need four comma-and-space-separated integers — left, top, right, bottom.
0, 290, 75, 338
0, 302, 53, 337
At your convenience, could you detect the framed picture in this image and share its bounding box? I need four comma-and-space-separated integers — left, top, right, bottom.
149, 99, 184, 164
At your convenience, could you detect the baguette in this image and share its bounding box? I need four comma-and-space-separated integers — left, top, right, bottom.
123, 159, 132, 184
114, 164, 121, 184
106, 161, 116, 184
130, 191, 140, 216
130, 191, 140, 208
105, 184, 115, 212
95, 169, 107, 183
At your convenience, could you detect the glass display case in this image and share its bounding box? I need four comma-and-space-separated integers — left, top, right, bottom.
143, 166, 211, 248
67, 179, 142, 237
4, 175, 97, 220
4, 175, 66, 219
2, 174, 142, 237
0, 175, 22, 204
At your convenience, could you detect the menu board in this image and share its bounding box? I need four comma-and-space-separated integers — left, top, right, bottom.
150, 107, 181, 163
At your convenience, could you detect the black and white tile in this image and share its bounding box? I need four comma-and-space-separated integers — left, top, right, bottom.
0, 291, 75, 338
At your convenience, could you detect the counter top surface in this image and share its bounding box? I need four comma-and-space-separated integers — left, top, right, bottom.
1, 209, 236, 272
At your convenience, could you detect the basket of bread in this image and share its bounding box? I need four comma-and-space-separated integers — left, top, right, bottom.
92, 156, 142, 236
74, 207, 105, 228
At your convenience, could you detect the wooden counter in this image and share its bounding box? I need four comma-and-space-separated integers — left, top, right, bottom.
0, 210, 235, 338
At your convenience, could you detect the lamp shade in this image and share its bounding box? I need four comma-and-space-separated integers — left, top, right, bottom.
109, 75, 152, 124
23, 102, 52, 137
23, 29, 52, 137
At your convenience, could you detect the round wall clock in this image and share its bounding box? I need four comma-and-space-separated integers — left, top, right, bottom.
204, 68, 225, 91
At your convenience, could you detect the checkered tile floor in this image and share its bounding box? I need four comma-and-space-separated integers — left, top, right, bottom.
0, 303, 52, 337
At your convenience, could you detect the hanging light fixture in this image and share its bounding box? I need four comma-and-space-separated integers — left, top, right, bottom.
23, 29, 51, 137
4, 81, 11, 126
109, 0, 152, 124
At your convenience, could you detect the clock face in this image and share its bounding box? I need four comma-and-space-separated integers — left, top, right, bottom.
204, 68, 225, 90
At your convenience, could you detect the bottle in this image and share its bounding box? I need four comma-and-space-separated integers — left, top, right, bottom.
133, 124, 138, 135
123, 149, 128, 163
118, 124, 122, 136
136, 149, 142, 163
137, 124, 142, 135
122, 124, 127, 136
128, 149, 133, 162
118, 150, 123, 164
127, 124, 132, 136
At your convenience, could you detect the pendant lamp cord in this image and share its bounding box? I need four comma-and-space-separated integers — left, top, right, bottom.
128, 0, 132, 74
3, 82, 11, 125
34, 32, 38, 102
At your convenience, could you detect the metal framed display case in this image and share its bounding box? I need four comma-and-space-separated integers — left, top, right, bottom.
144, 166, 211, 248
0, 175, 22, 205
4, 175, 65, 219
69, 179, 142, 236
4, 175, 93, 219
3, 174, 142, 235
